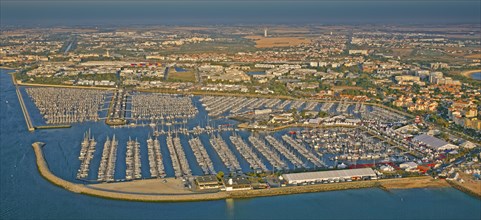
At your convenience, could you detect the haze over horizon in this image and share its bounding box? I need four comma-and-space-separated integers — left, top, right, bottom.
1, 0, 480, 26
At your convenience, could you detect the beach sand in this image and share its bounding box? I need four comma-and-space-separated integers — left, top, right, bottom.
460, 69, 481, 78
89, 178, 195, 195
378, 176, 449, 189
448, 173, 481, 198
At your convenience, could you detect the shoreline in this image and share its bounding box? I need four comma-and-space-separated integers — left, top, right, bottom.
460, 69, 481, 79
32, 142, 452, 203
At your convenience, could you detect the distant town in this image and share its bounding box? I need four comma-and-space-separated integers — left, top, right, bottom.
2, 24, 480, 200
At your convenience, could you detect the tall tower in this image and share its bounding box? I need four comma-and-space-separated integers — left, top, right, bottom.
264, 28, 268, 38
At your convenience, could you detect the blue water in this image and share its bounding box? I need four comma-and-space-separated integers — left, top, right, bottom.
247, 71, 266, 75
174, 67, 188, 72
471, 72, 481, 80
1, 69, 480, 219
1, 1, 480, 26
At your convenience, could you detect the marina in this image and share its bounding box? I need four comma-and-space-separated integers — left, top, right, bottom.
26, 87, 108, 125
3, 69, 479, 219
248, 135, 288, 171
188, 136, 216, 175
146, 137, 166, 178
21, 85, 423, 184
2, 3, 481, 215
77, 130, 96, 179
282, 134, 325, 168
209, 134, 242, 174
166, 134, 192, 178
97, 135, 118, 182
293, 128, 391, 162
125, 137, 142, 181
265, 135, 305, 169
229, 134, 268, 173
131, 93, 197, 122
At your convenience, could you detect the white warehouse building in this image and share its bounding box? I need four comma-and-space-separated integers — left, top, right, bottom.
282, 168, 377, 184
413, 134, 459, 151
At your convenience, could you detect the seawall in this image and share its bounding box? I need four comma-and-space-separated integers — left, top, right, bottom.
32, 142, 228, 202
32, 142, 450, 202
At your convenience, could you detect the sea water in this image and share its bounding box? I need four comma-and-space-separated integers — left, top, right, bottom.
471, 72, 481, 80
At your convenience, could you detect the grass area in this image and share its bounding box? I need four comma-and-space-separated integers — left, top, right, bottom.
168, 70, 196, 82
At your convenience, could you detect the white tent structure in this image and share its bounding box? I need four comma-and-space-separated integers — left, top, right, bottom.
282, 168, 377, 184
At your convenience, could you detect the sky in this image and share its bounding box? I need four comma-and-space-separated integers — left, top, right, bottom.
1, 0, 480, 26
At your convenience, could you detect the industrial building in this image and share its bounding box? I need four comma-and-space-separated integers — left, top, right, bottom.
413, 134, 459, 151
282, 168, 377, 185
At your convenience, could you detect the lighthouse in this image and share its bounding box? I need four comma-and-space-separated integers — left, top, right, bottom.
264, 28, 268, 37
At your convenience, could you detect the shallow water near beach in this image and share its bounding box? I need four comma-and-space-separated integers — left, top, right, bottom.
1, 69, 480, 219
471, 72, 481, 80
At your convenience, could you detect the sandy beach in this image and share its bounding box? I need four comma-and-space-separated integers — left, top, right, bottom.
461, 69, 481, 78
89, 178, 196, 195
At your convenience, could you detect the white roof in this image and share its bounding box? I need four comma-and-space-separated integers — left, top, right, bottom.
413, 134, 452, 150
283, 168, 376, 182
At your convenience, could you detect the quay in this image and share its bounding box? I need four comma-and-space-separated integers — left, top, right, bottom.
10, 72, 35, 131
35, 125, 72, 130
32, 142, 449, 203
15, 87, 35, 132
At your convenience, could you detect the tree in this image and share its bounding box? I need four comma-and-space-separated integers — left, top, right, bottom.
318, 111, 328, 118
411, 83, 420, 94
216, 171, 224, 180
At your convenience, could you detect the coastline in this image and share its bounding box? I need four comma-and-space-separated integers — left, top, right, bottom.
460, 69, 481, 79
32, 142, 451, 203
446, 172, 481, 199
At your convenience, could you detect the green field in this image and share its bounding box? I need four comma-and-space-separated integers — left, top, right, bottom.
168, 70, 196, 82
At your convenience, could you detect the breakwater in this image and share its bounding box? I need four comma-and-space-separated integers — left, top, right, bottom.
33, 141, 452, 203
447, 180, 481, 199
32, 142, 227, 202
35, 125, 72, 130
16, 87, 35, 132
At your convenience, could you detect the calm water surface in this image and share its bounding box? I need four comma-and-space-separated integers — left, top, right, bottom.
471, 72, 481, 80
1, 69, 480, 219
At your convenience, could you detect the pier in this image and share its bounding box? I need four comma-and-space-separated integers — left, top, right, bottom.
147, 137, 166, 178
77, 130, 96, 179
265, 135, 304, 169
106, 89, 127, 125
282, 135, 325, 168
16, 87, 34, 131
189, 137, 216, 175
248, 136, 288, 171
209, 134, 242, 174
125, 138, 142, 181
166, 134, 192, 178
229, 134, 267, 173
98, 135, 119, 182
